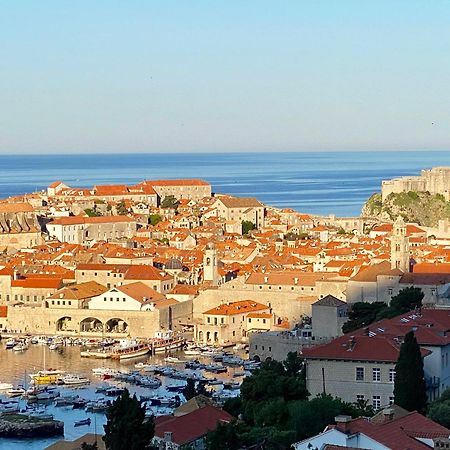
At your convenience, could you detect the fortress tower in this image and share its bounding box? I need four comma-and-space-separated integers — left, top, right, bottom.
390, 216, 409, 272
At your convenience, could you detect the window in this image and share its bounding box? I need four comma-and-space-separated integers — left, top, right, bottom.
248, 318, 252, 323
373, 368, 381, 382
207, 317, 210, 324
356, 367, 364, 381
389, 396, 395, 405
389, 368, 396, 383
388, 288, 393, 296
372, 395, 381, 410
356, 394, 365, 402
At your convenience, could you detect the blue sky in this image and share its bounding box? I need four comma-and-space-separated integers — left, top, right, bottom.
1, 1, 449, 154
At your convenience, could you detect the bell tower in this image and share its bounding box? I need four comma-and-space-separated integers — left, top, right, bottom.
203, 243, 219, 285
390, 216, 409, 271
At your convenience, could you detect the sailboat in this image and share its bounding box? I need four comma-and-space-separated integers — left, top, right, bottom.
29, 344, 64, 384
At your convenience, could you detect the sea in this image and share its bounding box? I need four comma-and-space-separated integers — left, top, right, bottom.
1, 150, 450, 449
1, 151, 450, 216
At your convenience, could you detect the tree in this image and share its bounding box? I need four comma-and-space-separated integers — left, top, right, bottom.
389, 286, 424, 315
84, 208, 101, 217
342, 302, 387, 333
342, 288, 424, 333
394, 331, 427, 414
103, 389, 154, 450
182, 378, 197, 400
242, 220, 256, 235
428, 389, 450, 428
283, 351, 304, 376
149, 213, 162, 226
161, 195, 179, 209
116, 201, 128, 215
81, 443, 98, 450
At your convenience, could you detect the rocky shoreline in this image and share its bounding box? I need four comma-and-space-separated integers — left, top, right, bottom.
0, 414, 64, 438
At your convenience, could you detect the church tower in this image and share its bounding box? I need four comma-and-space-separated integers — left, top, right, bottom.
390, 216, 409, 271
203, 243, 219, 285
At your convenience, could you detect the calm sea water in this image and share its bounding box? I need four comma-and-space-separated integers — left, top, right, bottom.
2, 151, 450, 216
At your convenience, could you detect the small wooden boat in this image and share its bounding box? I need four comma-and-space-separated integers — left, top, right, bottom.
74, 418, 91, 427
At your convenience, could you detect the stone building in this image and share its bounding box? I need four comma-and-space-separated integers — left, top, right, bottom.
0, 202, 42, 251
311, 295, 348, 339
195, 299, 271, 345
213, 196, 265, 229
381, 167, 450, 201
143, 179, 212, 201
46, 216, 137, 244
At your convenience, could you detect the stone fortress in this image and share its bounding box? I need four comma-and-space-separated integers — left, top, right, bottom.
382, 167, 450, 201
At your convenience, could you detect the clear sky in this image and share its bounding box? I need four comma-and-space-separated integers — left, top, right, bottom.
1, 1, 450, 154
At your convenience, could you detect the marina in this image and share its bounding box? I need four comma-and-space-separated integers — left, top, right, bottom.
0, 335, 252, 450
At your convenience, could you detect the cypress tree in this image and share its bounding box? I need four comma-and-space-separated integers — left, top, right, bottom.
394, 331, 427, 414
103, 389, 154, 450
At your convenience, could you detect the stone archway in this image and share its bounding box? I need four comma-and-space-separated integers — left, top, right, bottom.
56, 316, 73, 332
80, 317, 103, 333
105, 318, 129, 334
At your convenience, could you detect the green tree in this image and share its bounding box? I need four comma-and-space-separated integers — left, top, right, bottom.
84, 208, 101, 217
149, 214, 162, 226
81, 443, 98, 450
182, 378, 197, 401
394, 331, 427, 414
389, 286, 424, 315
283, 351, 304, 376
342, 302, 387, 333
116, 201, 128, 215
161, 195, 179, 209
242, 220, 256, 235
103, 389, 154, 450
428, 393, 450, 428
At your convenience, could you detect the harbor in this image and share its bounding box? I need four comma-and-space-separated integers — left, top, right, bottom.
0, 335, 253, 450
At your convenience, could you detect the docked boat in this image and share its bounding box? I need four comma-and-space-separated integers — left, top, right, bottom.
164, 356, 184, 364
13, 343, 28, 352
7, 387, 25, 397
28, 411, 54, 420
74, 418, 91, 427
30, 369, 65, 385
150, 331, 185, 354
62, 375, 90, 386
111, 340, 150, 360
184, 349, 201, 356
0, 382, 14, 391
81, 349, 112, 359
27, 386, 60, 401
0, 400, 20, 413
5, 338, 16, 350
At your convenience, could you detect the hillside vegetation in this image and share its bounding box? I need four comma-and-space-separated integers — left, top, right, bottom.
361, 191, 450, 227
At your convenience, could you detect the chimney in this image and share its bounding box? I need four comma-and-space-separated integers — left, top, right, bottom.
335, 415, 352, 433
294, 277, 298, 285
264, 276, 268, 283
59, 293, 64, 299
164, 431, 173, 442
382, 408, 394, 422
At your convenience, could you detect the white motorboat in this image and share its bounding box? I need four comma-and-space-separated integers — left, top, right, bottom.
13, 342, 29, 352
62, 375, 90, 386
7, 387, 25, 397
0, 382, 14, 391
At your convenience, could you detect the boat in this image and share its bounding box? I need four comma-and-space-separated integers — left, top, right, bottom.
0, 401, 20, 413
72, 398, 88, 409
139, 377, 161, 389
0, 382, 14, 390
110, 340, 150, 360
28, 411, 54, 420
184, 349, 201, 356
30, 369, 65, 385
81, 349, 112, 359
49, 342, 62, 351
62, 375, 90, 386
13, 342, 29, 352
150, 331, 185, 354
5, 338, 16, 350
7, 387, 25, 397
27, 386, 60, 401
74, 418, 91, 427
164, 356, 184, 364
105, 387, 125, 396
